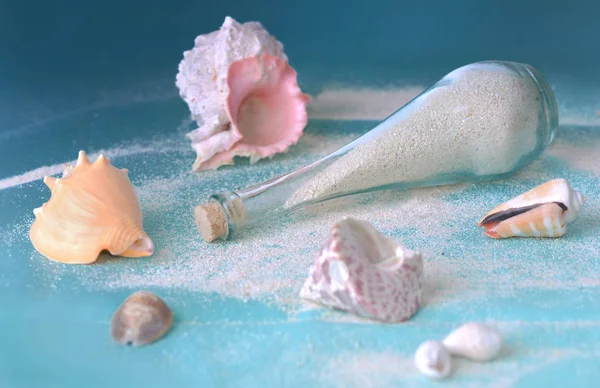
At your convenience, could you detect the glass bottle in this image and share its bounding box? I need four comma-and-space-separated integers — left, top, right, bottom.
194, 61, 559, 242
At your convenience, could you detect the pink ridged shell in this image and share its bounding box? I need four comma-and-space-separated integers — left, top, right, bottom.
189, 53, 310, 171
300, 217, 423, 323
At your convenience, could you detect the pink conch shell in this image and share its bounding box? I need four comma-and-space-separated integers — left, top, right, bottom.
176, 16, 310, 172
29, 151, 154, 264
192, 53, 310, 171
300, 217, 424, 323
478, 178, 584, 239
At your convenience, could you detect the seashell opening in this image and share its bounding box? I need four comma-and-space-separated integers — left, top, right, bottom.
478, 179, 584, 239
480, 202, 567, 238
176, 16, 311, 172
300, 217, 424, 323
414, 340, 452, 379
29, 151, 154, 264
192, 53, 310, 171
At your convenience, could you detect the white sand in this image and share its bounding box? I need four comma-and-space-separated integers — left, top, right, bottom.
2, 82, 598, 386
287, 63, 541, 207
3, 82, 598, 317
1, 120, 598, 331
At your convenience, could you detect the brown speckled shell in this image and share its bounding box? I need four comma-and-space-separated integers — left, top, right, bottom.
111, 291, 173, 346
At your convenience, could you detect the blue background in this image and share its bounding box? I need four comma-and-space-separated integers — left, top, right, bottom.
2, 0, 599, 134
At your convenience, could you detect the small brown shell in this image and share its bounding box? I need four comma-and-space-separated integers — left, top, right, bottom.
111, 291, 173, 346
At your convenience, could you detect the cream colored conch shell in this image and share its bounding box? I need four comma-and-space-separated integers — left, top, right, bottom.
478, 178, 584, 238
300, 217, 423, 323
176, 16, 310, 171
29, 151, 154, 264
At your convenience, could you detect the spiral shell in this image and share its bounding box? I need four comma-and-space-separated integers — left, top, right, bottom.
29, 151, 154, 264
478, 178, 584, 238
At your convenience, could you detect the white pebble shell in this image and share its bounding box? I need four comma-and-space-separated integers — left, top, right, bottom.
414, 340, 452, 379
442, 322, 503, 361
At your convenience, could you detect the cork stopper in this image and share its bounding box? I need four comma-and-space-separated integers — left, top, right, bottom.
194, 202, 228, 242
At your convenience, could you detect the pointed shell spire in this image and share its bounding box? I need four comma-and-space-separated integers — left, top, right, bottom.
43, 176, 57, 190
76, 150, 90, 166
96, 154, 110, 165
63, 150, 94, 178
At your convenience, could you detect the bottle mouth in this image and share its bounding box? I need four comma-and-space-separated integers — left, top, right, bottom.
206, 191, 247, 240
523, 64, 559, 146
472, 60, 559, 147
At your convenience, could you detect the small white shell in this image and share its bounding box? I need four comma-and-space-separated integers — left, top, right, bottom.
442, 322, 503, 361
414, 340, 452, 379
